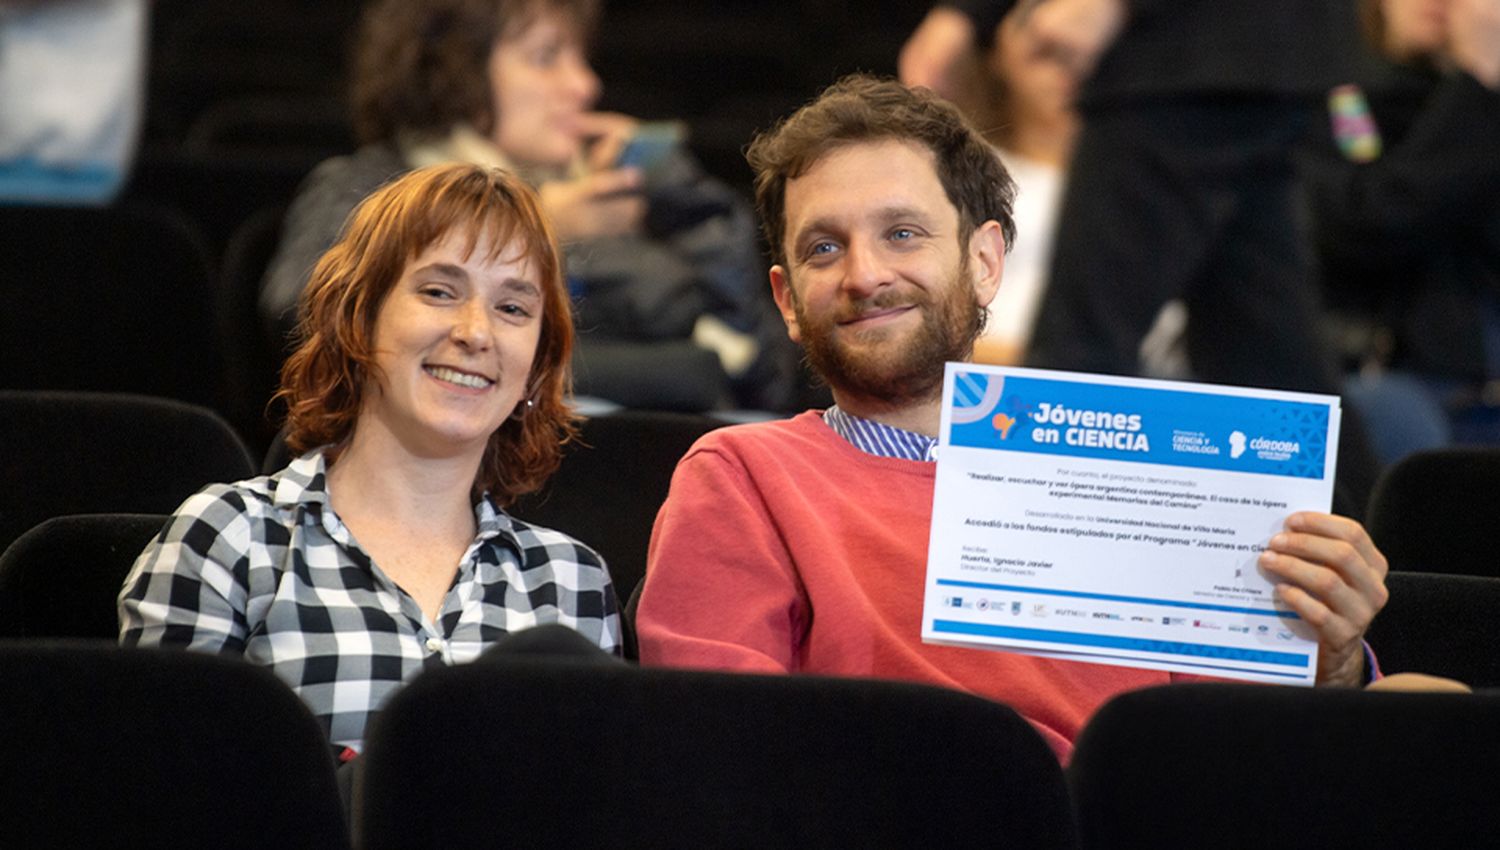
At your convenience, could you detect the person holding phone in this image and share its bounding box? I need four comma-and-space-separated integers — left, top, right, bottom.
259, 0, 796, 411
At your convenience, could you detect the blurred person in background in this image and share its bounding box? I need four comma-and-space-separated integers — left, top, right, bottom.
0, 0, 147, 203
259, 0, 796, 412
903, 0, 1382, 517
968, 8, 1078, 366
907, 5, 1190, 374
1302, 0, 1500, 462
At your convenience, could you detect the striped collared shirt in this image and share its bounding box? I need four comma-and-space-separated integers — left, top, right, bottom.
823, 405, 938, 461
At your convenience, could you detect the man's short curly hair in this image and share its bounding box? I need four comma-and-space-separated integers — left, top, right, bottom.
276, 163, 577, 505
746, 74, 1017, 268
351, 0, 600, 145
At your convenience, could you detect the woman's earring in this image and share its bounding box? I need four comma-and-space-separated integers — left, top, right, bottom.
509, 398, 535, 421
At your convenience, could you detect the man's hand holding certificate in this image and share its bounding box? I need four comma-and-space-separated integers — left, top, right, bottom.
923, 366, 1387, 686
1258, 511, 1387, 685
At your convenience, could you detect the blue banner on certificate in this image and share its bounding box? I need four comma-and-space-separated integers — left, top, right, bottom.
921, 366, 1342, 685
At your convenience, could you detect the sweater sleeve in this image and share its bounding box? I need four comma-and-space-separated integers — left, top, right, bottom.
636, 444, 811, 674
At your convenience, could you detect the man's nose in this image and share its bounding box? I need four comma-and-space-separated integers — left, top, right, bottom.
841, 237, 893, 299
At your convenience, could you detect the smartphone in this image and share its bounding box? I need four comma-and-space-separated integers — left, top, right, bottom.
615, 121, 685, 175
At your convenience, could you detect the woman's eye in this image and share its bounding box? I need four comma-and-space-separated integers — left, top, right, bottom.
498, 303, 533, 318
419, 286, 453, 299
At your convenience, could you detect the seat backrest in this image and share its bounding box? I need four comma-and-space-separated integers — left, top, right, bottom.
0, 513, 168, 639
145, 0, 356, 145
620, 578, 645, 661
509, 410, 725, 603
1366, 571, 1500, 688
570, 338, 731, 411
0, 203, 220, 407
185, 94, 355, 164
1367, 446, 1500, 577
1070, 683, 1500, 849
217, 205, 292, 457
0, 642, 349, 850
358, 660, 1076, 849
0, 391, 253, 552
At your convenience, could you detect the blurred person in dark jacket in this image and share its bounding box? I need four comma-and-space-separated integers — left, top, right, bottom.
1302, 0, 1500, 460
903, 0, 1381, 515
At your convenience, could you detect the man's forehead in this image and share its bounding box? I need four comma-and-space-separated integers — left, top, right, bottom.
782, 138, 955, 236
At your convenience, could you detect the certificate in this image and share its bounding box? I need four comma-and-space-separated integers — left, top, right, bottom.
921, 365, 1342, 685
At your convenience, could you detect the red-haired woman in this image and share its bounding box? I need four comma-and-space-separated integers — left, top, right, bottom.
121, 163, 619, 753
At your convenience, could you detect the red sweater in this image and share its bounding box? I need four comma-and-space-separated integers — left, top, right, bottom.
638, 411, 1178, 760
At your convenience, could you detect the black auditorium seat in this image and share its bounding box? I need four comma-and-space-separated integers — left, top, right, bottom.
0, 642, 349, 849
0, 391, 253, 552
0, 203, 221, 407
510, 410, 725, 605
1367, 571, 1500, 688
0, 513, 169, 640
1070, 683, 1500, 849
357, 656, 1076, 849
1366, 446, 1500, 577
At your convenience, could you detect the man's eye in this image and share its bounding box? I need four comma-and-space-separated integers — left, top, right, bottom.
890, 227, 917, 241
808, 241, 837, 256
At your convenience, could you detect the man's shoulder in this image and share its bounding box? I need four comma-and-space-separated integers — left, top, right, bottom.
683, 411, 833, 461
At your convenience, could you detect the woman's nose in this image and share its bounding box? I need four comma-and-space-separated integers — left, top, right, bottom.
565, 53, 601, 106
450, 301, 494, 350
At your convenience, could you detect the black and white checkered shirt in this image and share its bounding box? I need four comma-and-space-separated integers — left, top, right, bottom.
119, 450, 620, 751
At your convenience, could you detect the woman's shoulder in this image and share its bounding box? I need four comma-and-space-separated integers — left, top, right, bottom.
133, 454, 334, 580
165, 452, 326, 534
486, 505, 608, 576
168, 475, 277, 525
134, 474, 286, 576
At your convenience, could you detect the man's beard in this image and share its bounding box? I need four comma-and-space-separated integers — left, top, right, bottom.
792, 260, 983, 408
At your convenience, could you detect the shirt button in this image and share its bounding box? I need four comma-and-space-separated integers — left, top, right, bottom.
425, 637, 444, 653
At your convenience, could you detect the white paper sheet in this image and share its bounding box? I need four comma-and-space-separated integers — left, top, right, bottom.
922, 366, 1342, 685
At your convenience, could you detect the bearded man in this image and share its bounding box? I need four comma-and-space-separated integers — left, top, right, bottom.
635, 76, 1389, 761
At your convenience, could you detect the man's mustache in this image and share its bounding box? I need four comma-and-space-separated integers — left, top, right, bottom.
835, 290, 928, 324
